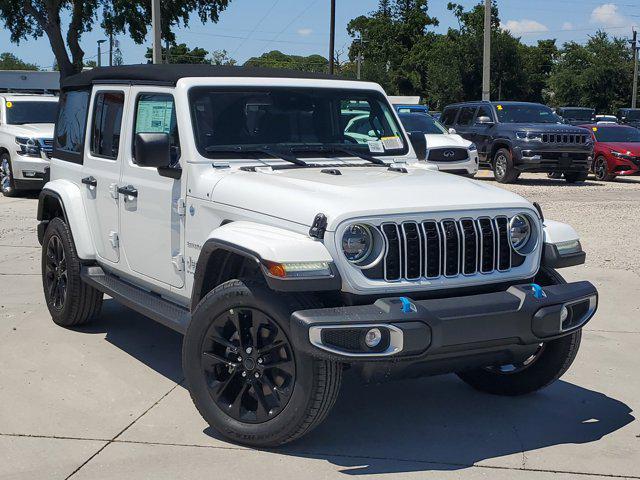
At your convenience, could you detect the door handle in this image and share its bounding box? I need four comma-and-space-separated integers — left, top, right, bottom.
117, 185, 138, 198
81, 176, 97, 188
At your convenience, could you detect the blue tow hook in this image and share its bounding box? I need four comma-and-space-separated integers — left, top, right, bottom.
528, 283, 546, 299
399, 297, 416, 313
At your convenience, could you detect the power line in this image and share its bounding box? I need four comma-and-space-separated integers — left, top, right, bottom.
261, 0, 319, 51
231, 0, 281, 56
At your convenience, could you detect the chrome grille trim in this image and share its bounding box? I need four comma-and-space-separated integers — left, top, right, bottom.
381, 222, 402, 282
421, 221, 441, 278
494, 216, 512, 272
401, 222, 422, 280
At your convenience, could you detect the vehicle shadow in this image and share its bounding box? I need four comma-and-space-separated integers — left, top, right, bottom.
474, 176, 604, 187
83, 300, 634, 475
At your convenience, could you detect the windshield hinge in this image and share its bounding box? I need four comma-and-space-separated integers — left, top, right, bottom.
172, 253, 184, 272
175, 198, 186, 216
309, 213, 328, 240
108, 231, 119, 249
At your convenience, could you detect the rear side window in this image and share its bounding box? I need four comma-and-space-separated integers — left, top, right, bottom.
54, 89, 90, 163
133, 93, 180, 167
457, 106, 476, 126
90, 92, 125, 159
440, 108, 458, 126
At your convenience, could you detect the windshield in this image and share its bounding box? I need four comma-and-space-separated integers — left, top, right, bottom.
593, 126, 640, 142
496, 104, 560, 124
399, 113, 447, 134
626, 110, 640, 120
5, 101, 58, 125
561, 109, 594, 121
189, 87, 407, 158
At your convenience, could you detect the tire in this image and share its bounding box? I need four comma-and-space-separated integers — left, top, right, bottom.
183, 279, 342, 447
492, 148, 520, 183
41, 217, 103, 327
564, 171, 588, 183
547, 172, 563, 179
593, 156, 615, 181
1, 152, 18, 197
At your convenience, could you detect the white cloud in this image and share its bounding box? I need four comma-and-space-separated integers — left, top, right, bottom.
561, 22, 574, 31
502, 19, 549, 36
590, 4, 629, 28
297, 28, 313, 36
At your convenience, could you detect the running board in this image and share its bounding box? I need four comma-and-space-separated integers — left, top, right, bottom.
81, 266, 190, 334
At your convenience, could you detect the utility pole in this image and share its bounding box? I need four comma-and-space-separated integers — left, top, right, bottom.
97, 39, 106, 67
109, 33, 113, 67
328, 0, 336, 74
632, 29, 638, 108
151, 0, 162, 64
482, 0, 491, 101
357, 34, 363, 80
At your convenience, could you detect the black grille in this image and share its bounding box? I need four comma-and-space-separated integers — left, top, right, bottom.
378, 216, 513, 281
427, 148, 469, 162
39, 138, 54, 159
540, 133, 588, 144
321, 329, 362, 352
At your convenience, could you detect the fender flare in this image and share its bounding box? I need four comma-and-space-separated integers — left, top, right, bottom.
37, 180, 96, 261
190, 221, 340, 310
542, 220, 585, 268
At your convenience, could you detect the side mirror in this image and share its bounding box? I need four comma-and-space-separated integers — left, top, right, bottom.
448, 128, 457, 134
476, 116, 493, 125
408, 131, 427, 160
134, 133, 171, 168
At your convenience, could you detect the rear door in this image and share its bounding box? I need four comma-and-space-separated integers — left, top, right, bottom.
118, 87, 184, 288
82, 87, 128, 264
468, 104, 494, 161
454, 105, 477, 139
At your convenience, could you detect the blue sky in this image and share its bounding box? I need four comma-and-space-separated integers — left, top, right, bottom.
1, 0, 638, 69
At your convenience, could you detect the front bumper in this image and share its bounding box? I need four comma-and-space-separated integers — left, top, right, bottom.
513, 145, 592, 173
11, 152, 49, 181
290, 281, 597, 367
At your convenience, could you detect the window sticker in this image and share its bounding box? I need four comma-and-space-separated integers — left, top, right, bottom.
136, 100, 174, 134
381, 135, 403, 150
496, 104, 503, 110
5, 101, 12, 108
592, 127, 598, 132
367, 139, 384, 153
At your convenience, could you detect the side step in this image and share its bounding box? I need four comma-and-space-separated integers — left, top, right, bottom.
81, 266, 190, 334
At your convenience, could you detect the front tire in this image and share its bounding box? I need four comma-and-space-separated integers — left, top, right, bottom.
1, 152, 17, 197
456, 331, 582, 396
547, 172, 563, 179
42, 217, 103, 327
183, 279, 342, 447
564, 171, 588, 183
593, 156, 615, 181
492, 148, 520, 183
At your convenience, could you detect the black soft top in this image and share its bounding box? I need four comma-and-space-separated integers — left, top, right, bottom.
62, 64, 344, 89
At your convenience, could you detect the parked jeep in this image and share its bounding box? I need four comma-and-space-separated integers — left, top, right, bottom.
555, 106, 595, 126
38, 65, 598, 447
441, 101, 593, 183
0, 93, 58, 196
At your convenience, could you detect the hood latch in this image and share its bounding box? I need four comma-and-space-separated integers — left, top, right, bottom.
309, 213, 328, 240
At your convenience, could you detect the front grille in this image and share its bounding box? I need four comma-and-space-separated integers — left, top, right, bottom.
380, 217, 512, 282
540, 133, 589, 144
39, 138, 53, 159
428, 148, 468, 162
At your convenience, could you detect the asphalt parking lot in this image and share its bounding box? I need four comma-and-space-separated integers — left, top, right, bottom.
1, 173, 639, 480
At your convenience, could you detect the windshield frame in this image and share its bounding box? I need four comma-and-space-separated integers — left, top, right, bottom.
495, 103, 562, 124
4, 100, 59, 125
187, 86, 409, 161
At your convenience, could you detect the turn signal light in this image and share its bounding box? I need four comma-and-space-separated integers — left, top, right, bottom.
264, 261, 332, 278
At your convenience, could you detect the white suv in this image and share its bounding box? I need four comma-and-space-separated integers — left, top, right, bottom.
0, 94, 58, 196
38, 65, 598, 447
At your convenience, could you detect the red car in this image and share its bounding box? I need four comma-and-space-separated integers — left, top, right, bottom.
579, 123, 640, 181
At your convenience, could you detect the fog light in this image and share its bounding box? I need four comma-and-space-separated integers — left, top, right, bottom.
560, 305, 569, 323
364, 328, 382, 348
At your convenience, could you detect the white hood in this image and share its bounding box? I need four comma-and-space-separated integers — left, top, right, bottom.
212, 165, 532, 230
425, 133, 471, 149
9, 123, 54, 139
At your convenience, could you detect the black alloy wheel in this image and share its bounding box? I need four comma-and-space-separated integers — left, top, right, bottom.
201, 306, 296, 424
44, 234, 68, 310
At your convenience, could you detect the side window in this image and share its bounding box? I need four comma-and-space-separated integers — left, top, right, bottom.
456, 106, 476, 126
440, 108, 457, 127
54, 89, 90, 163
475, 105, 493, 122
134, 93, 180, 167
90, 92, 124, 159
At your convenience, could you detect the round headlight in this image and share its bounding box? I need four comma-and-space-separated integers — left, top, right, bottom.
509, 215, 531, 252
342, 224, 373, 263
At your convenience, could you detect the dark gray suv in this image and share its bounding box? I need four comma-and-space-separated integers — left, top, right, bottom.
441, 101, 594, 183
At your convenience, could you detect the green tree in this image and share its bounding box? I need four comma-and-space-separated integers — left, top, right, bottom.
0, 0, 230, 79
549, 32, 632, 112
210, 49, 237, 66
145, 43, 209, 64
244, 51, 328, 73
0, 52, 39, 70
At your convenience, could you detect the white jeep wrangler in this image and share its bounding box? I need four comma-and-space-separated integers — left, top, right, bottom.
0, 93, 58, 196
38, 65, 598, 447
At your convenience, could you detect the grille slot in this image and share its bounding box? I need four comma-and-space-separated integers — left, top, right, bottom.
376, 216, 515, 282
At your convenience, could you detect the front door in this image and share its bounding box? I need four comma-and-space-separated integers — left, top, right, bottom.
119, 87, 184, 288
82, 87, 128, 264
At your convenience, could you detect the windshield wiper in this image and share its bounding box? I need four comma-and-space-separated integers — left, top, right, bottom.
205, 145, 308, 166
289, 145, 387, 166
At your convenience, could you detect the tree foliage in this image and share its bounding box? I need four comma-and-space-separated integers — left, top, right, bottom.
0, 52, 39, 70
0, 0, 230, 79
144, 44, 237, 65
244, 51, 328, 73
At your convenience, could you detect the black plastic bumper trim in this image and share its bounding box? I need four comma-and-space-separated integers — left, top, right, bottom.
542, 243, 586, 269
